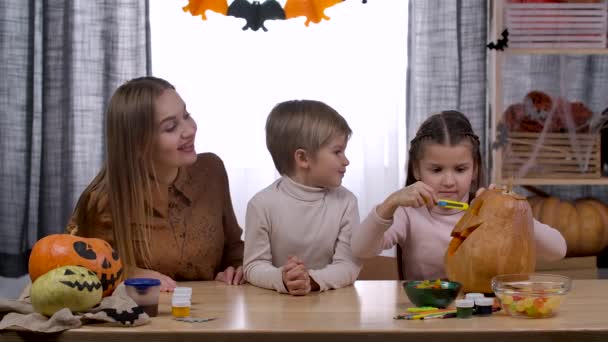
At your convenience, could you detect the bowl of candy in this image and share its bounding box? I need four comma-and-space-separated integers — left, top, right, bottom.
492, 273, 572, 318
403, 279, 462, 308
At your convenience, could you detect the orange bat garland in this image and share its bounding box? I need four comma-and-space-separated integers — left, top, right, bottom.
182, 0, 360, 30
284, 0, 344, 26
183, 0, 228, 20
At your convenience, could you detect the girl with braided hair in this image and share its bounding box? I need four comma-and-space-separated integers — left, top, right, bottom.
351, 110, 566, 280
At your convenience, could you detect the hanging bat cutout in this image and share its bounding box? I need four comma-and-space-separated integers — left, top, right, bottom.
228, 0, 285, 32
487, 29, 509, 51
182, 0, 229, 20
284, 0, 344, 26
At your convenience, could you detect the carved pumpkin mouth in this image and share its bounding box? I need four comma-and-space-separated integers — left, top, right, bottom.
99, 268, 124, 292
447, 199, 484, 256
60, 280, 103, 292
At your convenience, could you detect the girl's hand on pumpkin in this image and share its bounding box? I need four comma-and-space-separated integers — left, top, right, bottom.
377, 181, 437, 219
131, 267, 176, 292
215, 265, 245, 285
475, 184, 501, 197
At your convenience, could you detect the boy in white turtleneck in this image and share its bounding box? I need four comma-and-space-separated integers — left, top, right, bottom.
243, 100, 361, 295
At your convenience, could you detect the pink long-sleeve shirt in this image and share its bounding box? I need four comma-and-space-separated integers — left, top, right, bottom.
351, 204, 567, 281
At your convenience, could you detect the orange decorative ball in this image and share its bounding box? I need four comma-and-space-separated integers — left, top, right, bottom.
29, 234, 123, 297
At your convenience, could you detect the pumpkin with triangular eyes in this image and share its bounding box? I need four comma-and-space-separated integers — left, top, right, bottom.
31, 265, 102, 316
444, 188, 536, 293
29, 234, 123, 297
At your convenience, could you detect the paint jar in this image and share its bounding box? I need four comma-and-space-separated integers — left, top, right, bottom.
171, 298, 191, 318
465, 293, 485, 313
465, 293, 484, 301
124, 278, 161, 317
455, 299, 474, 319
475, 297, 494, 316
174, 287, 192, 296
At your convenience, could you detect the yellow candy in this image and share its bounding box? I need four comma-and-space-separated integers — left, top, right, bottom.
525, 306, 538, 317
546, 296, 562, 309
538, 305, 551, 315
501, 295, 513, 305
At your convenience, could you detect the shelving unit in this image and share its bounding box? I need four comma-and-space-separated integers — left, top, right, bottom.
488, 0, 608, 186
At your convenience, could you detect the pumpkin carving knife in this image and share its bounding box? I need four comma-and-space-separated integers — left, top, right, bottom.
437, 199, 469, 210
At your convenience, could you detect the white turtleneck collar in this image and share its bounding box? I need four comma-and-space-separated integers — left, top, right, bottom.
278, 176, 329, 202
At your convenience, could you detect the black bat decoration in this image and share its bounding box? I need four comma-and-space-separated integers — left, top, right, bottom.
487, 29, 509, 51
228, 0, 285, 32
101, 306, 146, 325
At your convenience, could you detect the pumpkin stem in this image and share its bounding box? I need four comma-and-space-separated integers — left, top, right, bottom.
502, 176, 514, 194
66, 224, 79, 236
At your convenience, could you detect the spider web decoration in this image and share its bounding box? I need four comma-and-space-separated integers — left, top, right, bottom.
182, 0, 368, 31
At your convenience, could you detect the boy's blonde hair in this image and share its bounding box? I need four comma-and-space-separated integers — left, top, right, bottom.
265, 100, 352, 175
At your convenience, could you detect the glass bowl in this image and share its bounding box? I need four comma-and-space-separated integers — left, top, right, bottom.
492, 274, 572, 318
403, 280, 462, 308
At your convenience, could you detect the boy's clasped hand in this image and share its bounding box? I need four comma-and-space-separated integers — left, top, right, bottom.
282, 256, 320, 296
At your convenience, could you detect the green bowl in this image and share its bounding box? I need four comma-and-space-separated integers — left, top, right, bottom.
403, 280, 462, 308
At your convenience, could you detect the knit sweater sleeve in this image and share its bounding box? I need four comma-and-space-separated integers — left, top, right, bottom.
309, 193, 362, 291
243, 197, 288, 293
533, 218, 567, 262
351, 205, 409, 259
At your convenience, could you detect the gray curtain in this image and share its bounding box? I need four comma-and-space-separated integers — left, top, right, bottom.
0, 0, 150, 277
407, 0, 488, 168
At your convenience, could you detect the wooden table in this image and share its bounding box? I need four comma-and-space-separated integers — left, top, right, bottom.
2, 280, 608, 342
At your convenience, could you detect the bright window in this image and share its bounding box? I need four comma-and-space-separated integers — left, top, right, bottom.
150, 0, 409, 230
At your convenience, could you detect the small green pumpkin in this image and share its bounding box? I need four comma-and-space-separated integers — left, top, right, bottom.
31, 265, 102, 316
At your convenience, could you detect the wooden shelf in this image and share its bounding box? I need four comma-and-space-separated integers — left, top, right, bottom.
488, 0, 608, 187
497, 177, 608, 186
506, 48, 608, 55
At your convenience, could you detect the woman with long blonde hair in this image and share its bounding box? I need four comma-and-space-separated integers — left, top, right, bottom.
68, 76, 244, 291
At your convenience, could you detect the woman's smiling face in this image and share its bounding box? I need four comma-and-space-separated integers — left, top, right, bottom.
152, 89, 198, 176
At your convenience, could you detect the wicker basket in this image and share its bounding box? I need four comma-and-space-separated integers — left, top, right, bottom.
502, 131, 601, 179
505, 2, 608, 48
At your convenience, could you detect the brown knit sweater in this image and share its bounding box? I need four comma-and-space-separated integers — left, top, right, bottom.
67, 153, 244, 280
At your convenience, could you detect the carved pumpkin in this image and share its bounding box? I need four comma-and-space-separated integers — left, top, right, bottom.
29, 234, 123, 297
445, 188, 536, 293
31, 265, 102, 316
529, 196, 608, 257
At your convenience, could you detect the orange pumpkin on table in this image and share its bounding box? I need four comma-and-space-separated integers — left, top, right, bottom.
445, 188, 536, 293
29, 233, 123, 297
529, 196, 608, 257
